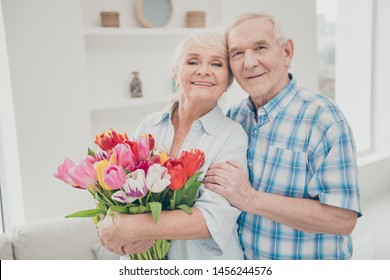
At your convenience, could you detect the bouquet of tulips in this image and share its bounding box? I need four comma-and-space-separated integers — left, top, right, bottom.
54, 128, 205, 260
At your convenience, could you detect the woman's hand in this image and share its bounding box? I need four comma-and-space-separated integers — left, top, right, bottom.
122, 240, 155, 255
98, 212, 128, 255
98, 212, 155, 256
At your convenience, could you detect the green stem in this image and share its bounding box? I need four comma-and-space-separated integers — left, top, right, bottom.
145, 191, 152, 203
138, 197, 145, 206
98, 189, 115, 207
169, 191, 176, 210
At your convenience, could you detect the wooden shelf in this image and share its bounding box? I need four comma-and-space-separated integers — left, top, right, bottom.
83, 27, 209, 37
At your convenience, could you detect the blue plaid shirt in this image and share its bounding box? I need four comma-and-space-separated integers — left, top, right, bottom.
227, 74, 362, 260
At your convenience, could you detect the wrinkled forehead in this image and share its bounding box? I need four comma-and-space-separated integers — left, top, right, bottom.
227, 18, 275, 47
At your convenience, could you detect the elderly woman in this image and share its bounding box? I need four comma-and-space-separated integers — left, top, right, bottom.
98, 32, 247, 259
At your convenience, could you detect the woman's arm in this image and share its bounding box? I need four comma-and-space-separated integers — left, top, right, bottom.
98, 208, 210, 255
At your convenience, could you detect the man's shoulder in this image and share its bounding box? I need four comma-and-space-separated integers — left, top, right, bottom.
294, 87, 347, 123
226, 99, 250, 118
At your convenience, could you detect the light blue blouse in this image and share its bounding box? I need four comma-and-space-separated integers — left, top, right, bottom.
132, 100, 248, 259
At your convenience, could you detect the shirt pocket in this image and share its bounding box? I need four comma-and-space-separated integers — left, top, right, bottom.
257, 145, 307, 198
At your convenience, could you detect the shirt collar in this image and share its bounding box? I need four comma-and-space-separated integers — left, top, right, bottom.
246, 73, 298, 120
152, 97, 222, 136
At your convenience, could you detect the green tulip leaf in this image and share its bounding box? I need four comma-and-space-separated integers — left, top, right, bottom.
176, 204, 192, 214
184, 171, 202, 189
148, 202, 162, 224
88, 147, 95, 156
184, 181, 202, 206
65, 208, 102, 218
108, 205, 127, 213
174, 187, 185, 206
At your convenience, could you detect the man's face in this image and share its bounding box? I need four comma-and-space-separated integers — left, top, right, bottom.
227, 18, 292, 104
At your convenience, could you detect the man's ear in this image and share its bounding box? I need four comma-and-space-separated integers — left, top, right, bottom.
284, 39, 294, 67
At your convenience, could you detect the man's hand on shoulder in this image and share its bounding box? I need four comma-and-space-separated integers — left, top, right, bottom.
204, 160, 257, 211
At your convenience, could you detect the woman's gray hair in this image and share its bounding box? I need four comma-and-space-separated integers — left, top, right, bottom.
225, 12, 288, 47
171, 31, 233, 88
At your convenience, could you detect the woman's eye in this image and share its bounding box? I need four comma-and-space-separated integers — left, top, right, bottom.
212, 62, 223, 67
187, 60, 198, 65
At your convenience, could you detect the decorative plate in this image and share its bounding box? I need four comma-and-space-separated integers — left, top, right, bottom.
135, 0, 173, 28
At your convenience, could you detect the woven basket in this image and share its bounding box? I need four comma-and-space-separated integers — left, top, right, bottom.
186, 11, 206, 28
100, 11, 120, 27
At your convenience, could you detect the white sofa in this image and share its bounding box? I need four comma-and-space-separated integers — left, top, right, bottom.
0, 217, 120, 260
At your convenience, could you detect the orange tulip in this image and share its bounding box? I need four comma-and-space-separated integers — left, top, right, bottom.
164, 159, 186, 191
179, 149, 205, 178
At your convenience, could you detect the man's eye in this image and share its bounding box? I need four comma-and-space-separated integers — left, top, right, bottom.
187, 60, 198, 65
231, 51, 243, 58
255, 46, 266, 51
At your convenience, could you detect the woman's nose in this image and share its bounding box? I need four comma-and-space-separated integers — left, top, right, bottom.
243, 50, 259, 70
196, 64, 210, 76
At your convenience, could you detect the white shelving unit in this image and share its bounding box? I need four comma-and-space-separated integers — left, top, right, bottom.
80, 0, 221, 135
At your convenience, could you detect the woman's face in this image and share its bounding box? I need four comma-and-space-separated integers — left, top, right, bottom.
174, 41, 230, 104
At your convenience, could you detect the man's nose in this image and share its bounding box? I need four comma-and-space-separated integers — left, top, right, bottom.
243, 50, 259, 70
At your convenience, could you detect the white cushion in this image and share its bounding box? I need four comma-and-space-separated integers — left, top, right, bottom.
12, 217, 98, 260
0, 233, 14, 260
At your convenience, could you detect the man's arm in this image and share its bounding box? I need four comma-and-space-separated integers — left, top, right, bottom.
204, 161, 357, 235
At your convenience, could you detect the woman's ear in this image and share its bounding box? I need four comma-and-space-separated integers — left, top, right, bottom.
172, 68, 179, 88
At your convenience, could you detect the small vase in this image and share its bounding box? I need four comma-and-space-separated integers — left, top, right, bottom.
130, 71, 143, 98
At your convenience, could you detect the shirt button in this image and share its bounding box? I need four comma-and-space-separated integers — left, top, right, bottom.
253, 130, 257, 134
248, 162, 252, 167
269, 115, 273, 120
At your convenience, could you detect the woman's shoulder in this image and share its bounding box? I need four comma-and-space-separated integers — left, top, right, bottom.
139, 110, 168, 126
207, 105, 246, 131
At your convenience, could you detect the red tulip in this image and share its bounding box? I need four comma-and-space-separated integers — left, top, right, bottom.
164, 159, 186, 191
140, 133, 155, 150
94, 128, 128, 152
179, 149, 205, 178
125, 135, 153, 161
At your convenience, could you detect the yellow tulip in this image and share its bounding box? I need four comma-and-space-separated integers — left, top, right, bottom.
158, 152, 169, 164
96, 160, 110, 190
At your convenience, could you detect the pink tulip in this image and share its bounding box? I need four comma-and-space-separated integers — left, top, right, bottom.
54, 158, 76, 185
112, 143, 135, 171
69, 159, 97, 189
137, 137, 151, 161
103, 164, 126, 190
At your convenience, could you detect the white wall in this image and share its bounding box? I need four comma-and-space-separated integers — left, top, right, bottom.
372, 0, 390, 153
0, 1, 25, 232
2, 0, 93, 228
